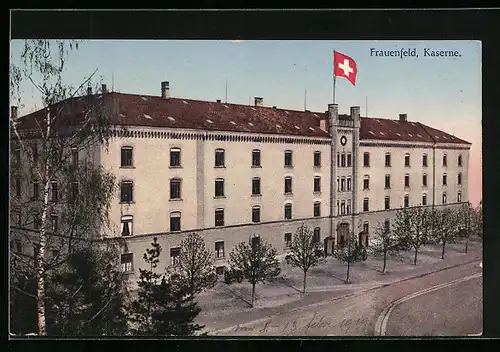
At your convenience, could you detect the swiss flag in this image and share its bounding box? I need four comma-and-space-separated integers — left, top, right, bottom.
334, 51, 357, 86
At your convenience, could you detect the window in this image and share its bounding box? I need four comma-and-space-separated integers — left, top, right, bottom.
284, 203, 292, 220
313, 228, 321, 243
170, 178, 181, 200
363, 222, 369, 234
215, 241, 225, 258
458, 192, 462, 203
347, 153, 352, 167
336, 177, 340, 192
284, 150, 293, 167
347, 177, 351, 191
340, 177, 346, 192
252, 206, 261, 223
70, 182, 79, 204
121, 147, 133, 167
340, 201, 345, 215
340, 153, 346, 167
170, 248, 181, 266
385, 197, 390, 210
50, 214, 58, 233
422, 194, 427, 206
32, 181, 39, 200
443, 173, 447, 186
216, 266, 225, 275
443, 154, 447, 167
71, 146, 78, 168
442, 193, 447, 204
458, 154, 463, 167
363, 152, 370, 167
51, 182, 58, 202
252, 149, 261, 167
215, 178, 225, 197
215, 208, 224, 227
13, 211, 21, 227
314, 151, 321, 167
251, 235, 261, 250
314, 176, 321, 193
337, 153, 340, 167
346, 200, 351, 214
458, 173, 462, 185
363, 175, 370, 190
15, 177, 21, 197
284, 177, 292, 194
363, 198, 369, 212
120, 181, 133, 203
170, 148, 181, 167
15, 240, 22, 253
215, 149, 225, 167
404, 195, 409, 208
14, 148, 21, 167
284, 233, 292, 248
385, 153, 391, 167
252, 177, 261, 195
384, 219, 390, 234
422, 154, 428, 167
385, 174, 391, 189
314, 202, 321, 217
404, 153, 410, 167
121, 215, 133, 236
404, 174, 410, 188
32, 145, 38, 163
170, 212, 181, 232
422, 174, 428, 187
336, 200, 340, 215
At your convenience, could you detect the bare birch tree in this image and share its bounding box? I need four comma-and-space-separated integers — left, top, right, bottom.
369, 221, 400, 274
432, 207, 460, 260
10, 40, 118, 335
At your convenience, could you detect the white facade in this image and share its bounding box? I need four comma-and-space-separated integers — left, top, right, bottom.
10, 99, 471, 282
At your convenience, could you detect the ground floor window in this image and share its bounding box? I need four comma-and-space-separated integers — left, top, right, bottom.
121, 253, 133, 272
170, 247, 181, 265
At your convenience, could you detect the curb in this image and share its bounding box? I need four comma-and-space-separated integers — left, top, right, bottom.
205, 257, 481, 335
374, 272, 482, 336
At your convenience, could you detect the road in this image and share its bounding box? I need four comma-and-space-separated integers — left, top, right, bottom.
209, 260, 482, 336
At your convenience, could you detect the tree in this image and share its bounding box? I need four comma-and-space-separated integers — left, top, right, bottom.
432, 207, 460, 260
333, 231, 364, 284
151, 274, 203, 336
286, 223, 323, 294
128, 238, 203, 336
392, 206, 434, 265
169, 233, 217, 300
10, 40, 116, 336
471, 202, 483, 239
128, 237, 163, 335
44, 242, 129, 336
369, 221, 400, 274
229, 236, 280, 308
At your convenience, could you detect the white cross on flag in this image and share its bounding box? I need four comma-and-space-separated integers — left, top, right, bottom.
334, 51, 357, 86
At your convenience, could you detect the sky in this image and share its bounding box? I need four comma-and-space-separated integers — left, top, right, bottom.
10, 40, 482, 205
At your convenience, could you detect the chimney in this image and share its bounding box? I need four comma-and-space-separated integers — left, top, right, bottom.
272, 106, 277, 109
101, 84, 107, 93
399, 113, 407, 122
11, 106, 18, 119
350, 106, 361, 121
254, 97, 263, 107
161, 81, 170, 99
216, 99, 221, 103
87, 87, 92, 96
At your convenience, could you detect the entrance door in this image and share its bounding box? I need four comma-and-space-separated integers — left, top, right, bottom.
324, 237, 334, 255
337, 223, 350, 249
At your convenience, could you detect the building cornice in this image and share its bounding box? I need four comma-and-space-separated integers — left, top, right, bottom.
360, 141, 470, 150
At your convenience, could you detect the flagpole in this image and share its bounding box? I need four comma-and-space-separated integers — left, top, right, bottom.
333, 72, 337, 104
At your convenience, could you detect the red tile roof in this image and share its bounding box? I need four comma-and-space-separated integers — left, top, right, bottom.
15, 92, 470, 145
